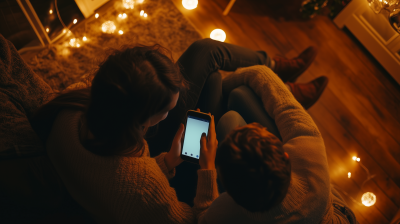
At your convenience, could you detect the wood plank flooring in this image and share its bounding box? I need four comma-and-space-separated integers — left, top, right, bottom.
171, 0, 400, 223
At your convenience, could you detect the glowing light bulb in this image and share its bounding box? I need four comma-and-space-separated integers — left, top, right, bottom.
119, 30, 124, 35
95, 13, 99, 18
352, 156, 357, 161
73, 19, 78, 24
210, 29, 226, 42
136, 0, 144, 3
361, 192, 376, 207
83, 36, 87, 41
182, 0, 198, 10
140, 10, 144, 16
144, 13, 147, 18
348, 172, 351, 178
49, 9, 53, 14
63, 29, 67, 33
123, 0, 134, 9
77, 43, 80, 48
46, 28, 49, 33
119, 14, 122, 18
356, 157, 360, 162
101, 21, 116, 34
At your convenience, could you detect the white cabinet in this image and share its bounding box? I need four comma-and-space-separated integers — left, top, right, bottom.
334, 0, 400, 84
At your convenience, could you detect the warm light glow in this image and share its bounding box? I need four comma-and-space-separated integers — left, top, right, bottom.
136, 0, 144, 3
73, 19, 78, 24
140, 10, 144, 16
83, 36, 87, 41
77, 43, 80, 48
46, 28, 49, 33
119, 13, 127, 19
101, 21, 116, 34
67, 30, 71, 34
123, 0, 134, 9
63, 29, 67, 33
348, 172, 351, 178
361, 192, 376, 207
352, 156, 357, 161
69, 38, 79, 47
119, 30, 124, 35
95, 13, 99, 18
49, 9, 53, 14
182, 0, 198, 10
144, 13, 147, 18
356, 157, 360, 162
210, 29, 226, 42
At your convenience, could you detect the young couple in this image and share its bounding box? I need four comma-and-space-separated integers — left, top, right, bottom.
31, 38, 357, 223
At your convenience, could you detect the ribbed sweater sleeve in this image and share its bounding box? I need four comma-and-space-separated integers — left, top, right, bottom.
193, 169, 219, 223
222, 65, 321, 143
154, 152, 176, 179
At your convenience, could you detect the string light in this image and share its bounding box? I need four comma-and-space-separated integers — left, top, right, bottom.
119, 13, 127, 19
46, 28, 50, 33
95, 13, 99, 18
122, 0, 134, 9
73, 19, 78, 24
101, 21, 116, 34
136, 0, 145, 3
144, 13, 148, 18
76, 43, 80, 48
69, 38, 79, 47
210, 29, 226, 42
82, 36, 87, 41
49, 9, 53, 14
348, 172, 351, 178
361, 192, 376, 207
182, 0, 198, 10
63, 29, 67, 34
140, 10, 144, 16
352, 156, 357, 161
119, 30, 124, 35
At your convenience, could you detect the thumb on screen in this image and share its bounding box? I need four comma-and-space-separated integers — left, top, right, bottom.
200, 133, 207, 149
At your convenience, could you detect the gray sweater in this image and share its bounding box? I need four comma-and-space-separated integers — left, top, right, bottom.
198, 65, 356, 224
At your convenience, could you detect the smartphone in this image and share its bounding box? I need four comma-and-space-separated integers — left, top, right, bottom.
180, 110, 212, 164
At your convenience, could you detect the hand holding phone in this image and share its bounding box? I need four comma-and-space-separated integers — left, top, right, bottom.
180, 109, 217, 169
199, 113, 218, 170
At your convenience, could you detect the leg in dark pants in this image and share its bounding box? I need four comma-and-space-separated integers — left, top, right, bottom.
145, 38, 271, 205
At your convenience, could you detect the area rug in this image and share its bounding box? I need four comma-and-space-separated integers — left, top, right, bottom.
26, 0, 202, 92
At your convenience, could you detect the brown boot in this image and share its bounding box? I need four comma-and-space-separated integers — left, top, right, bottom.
273, 46, 318, 83
287, 76, 329, 109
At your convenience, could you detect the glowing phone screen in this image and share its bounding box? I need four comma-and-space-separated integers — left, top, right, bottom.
181, 115, 210, 159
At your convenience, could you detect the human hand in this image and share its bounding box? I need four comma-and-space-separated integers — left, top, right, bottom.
165, 123, 185, 171
199, 111, 218, 170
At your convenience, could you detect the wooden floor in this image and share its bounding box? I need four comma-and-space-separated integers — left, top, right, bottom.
171, 0, 400, 223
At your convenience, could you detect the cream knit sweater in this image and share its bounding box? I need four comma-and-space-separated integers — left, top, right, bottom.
46, 110, 219, 224
198, 65, 355, 224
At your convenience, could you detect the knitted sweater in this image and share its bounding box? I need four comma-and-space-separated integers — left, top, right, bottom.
199, 65, 355, 224
46, 110, 219, 224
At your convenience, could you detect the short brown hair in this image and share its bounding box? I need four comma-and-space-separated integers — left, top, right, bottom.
215, 123, 291, 213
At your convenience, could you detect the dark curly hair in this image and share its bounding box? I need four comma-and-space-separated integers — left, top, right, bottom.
215, 122, 291, 213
